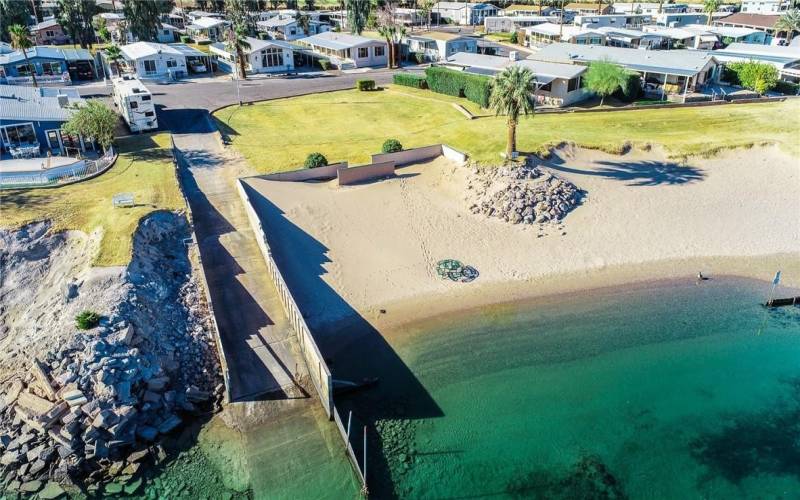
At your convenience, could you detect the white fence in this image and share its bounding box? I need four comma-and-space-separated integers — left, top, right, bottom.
0, 148, 116, 189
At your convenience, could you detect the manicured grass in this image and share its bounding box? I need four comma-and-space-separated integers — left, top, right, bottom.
213, 86, 800, 173
0, 133, 185, 267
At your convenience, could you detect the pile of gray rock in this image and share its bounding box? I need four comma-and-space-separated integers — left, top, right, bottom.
0, 212, 223, 496
467, 162, 582, 225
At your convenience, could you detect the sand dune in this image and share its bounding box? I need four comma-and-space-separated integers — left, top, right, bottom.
244, 146, 800, 333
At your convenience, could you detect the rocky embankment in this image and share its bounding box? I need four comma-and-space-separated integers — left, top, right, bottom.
0, 212, 223, 497
466, 161, 582, 224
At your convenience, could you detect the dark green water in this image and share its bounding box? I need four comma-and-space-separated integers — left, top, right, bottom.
359, 278, 800, 499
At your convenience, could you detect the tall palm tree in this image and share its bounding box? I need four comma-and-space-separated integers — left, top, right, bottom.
489, 66, 537, 160
9, 24, 37, 88
703, 0, 720, 25
105, 44, 123, 77
774, 9, 800, 43
226, 25, 251, 80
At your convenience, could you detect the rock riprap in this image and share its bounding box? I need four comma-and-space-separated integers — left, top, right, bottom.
0, 212, 224, 494
466, 162, 582, 225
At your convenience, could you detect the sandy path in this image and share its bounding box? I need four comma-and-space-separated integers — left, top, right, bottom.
245, 146, 800, 333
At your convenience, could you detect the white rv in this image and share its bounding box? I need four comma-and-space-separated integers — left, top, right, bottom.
112, 75, 158, 133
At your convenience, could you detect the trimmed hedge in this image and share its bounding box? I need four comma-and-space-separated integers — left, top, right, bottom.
382, 139, 402, 153
393, 73, 427, 89
305, 152, 328, 168
356, 79, 376, 91
424, 66, 492, 108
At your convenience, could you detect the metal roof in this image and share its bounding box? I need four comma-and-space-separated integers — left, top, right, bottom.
530, 42, 716, 76
0, 84, 84, 122
120, 42, 184, 60
169, 43, 209, 57
299, 32, 385, 50
445, 52, 587, 80
259, 15, 296, 27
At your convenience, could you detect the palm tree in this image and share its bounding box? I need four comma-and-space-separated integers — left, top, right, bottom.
489, 66, 537, 160
9, 24, 37, 88
703, 0, 720, 25
774, 9, 800, 43
105, 44, 123, 77
226, 25, 251, 80
296, 13, 311, 36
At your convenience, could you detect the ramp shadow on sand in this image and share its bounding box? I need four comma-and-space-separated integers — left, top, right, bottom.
243, 182, 444, 498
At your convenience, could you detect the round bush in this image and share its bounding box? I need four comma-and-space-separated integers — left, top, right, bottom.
510, 31, 518, 44
382, 139, 403, 153
305, 152, 328, 168
75, 310, 100, 330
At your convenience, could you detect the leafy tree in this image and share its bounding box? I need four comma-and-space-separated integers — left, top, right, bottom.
94, 16, 111, 43
0, 0, 31, 43
225, 0, 255, 36
703, 0, 719, 25
728, 60, 779, 94
305, 0, 316, 10
419, 0, 435, 29
225, 25, 251, 79
124, 0, 172, 41
305, 152, 328, 168
296, 13, 311, 35
62, 100, 117, 152
105, 44, 123, 76
489, 66, 536, 159
58, 0, 98, 48
346, 0, 370, 35
583, 60, 628, 106
9, 25, 37, 88
774, 9, 800, 43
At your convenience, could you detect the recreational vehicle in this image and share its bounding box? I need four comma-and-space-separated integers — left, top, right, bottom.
112, 75, 158, 133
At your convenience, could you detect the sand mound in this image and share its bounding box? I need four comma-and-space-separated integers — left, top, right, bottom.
466, 162, 582, 224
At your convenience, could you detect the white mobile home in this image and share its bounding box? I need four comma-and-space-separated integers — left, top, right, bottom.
433, 2, 499, 25
524, 23, 607, 45
573, 13, 653, 28
595, 26, 667, 49
298, 32, 388, 69
484, 15, 555, 33
403, 31, 478, 62
120, 42, 187, 80
210, 37, 297, 74
186, 17, 229, 42
112, 76, 158, 133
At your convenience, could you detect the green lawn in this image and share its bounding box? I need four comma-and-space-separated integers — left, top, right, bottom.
213, 86, 800, 173
0, 133, 185, 267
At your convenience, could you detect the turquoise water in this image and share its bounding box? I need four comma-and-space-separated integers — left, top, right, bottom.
345, 278, 800, 499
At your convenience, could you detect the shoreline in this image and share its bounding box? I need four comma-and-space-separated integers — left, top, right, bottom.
347, 252, 800, 340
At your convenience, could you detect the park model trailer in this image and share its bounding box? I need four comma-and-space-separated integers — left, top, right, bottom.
112, 75, 158, 133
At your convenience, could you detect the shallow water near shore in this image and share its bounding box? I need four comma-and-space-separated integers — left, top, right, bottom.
342, 276, 800, 499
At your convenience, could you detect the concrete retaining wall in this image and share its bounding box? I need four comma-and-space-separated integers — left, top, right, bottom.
441, 144, 468, 164
236, 179, 334, 417
171, 139, 231, 404
263, 162, 348, 182
337, 160, 396, 186
371, 144, 442, 166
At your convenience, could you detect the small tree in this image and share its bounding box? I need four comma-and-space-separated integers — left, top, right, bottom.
510, 31, 518, 44
382, 139, 402, 153
489, 66, 536, 159
75, 310, 100, 330
728, 60, 779, 94
105, 44, 123, 76
703, 0, 719, 25
583, 60, 628, 106
346, 0, 370, 35
305, 152, 328, 168
62, 100, 117, 152
9, 24, 37, 88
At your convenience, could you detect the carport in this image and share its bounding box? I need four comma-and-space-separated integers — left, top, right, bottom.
170, 43, 214, 75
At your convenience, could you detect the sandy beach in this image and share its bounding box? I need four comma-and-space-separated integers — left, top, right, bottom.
244, 145, 800, 335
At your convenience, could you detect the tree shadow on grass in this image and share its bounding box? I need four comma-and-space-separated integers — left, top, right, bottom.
242, 180, 444, 498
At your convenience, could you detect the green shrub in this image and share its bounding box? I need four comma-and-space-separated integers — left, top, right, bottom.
180, 35, 193, 43
721, 66, 740, 85
75, 310, 100, 330
774, 80, 799, 95
305, 152, 328, 168
381, 139, 402, 153
613, 72, 642, 102
728, 60, 779, 94
356, 79, 376, 91
510, 31, 518, 44
414, 51, 426, 64
424, 66, 492, 107
393, 73, 427, 89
